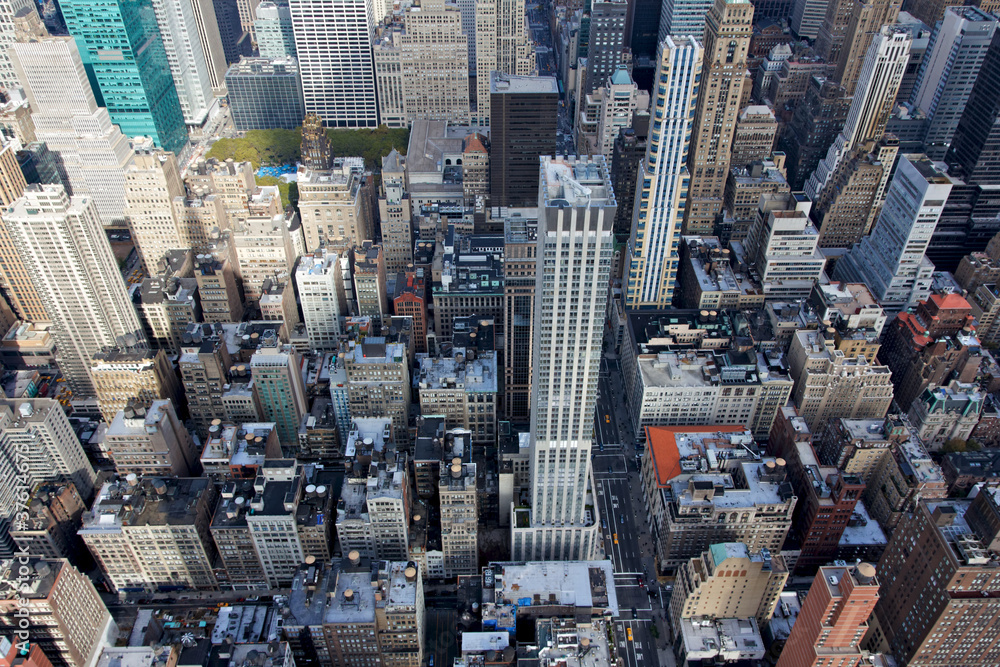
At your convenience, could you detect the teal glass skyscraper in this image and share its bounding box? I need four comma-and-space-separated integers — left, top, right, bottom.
61, 0, 187, 154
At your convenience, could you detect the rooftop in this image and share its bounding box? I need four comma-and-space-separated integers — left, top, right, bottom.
490, 72, 559, 95
81, 477, 212, 531
416, 349, 498, 393
485, 560, 619, 616
839, 500, 887, 546
677, 617, 765, 660
540, 156, 614, 207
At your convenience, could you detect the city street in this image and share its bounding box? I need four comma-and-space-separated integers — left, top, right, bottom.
594, 350, 675, 667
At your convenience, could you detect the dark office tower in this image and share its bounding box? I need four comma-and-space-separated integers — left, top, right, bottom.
947, 30, 1000, 185
503, 215, 536, 423
300, 113, 333, 170
226, 58, 305, 131
926, 182, 1000, 272
489, 73, 558, 208
17, 143, 64, 188
750, 0, 793, 20
610, 111, 649, 238
626, 0, 661, 63
779, 77, 851, 190
583, 0, 628, 95
213, 0, 252, 64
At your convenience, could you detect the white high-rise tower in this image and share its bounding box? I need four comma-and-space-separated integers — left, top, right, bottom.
624, 36, 702, 309
833, 154, 954, 311
510, 155, 615, 561
3, 185, 146, 395
150, 0, 217, 127
9, 37, 134, 226
289, 0, 379, 127
805, 26, 910, 199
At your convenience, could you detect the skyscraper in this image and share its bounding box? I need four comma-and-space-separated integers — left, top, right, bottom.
2, 185, 146, 395
805, 27, 910, 200
583, 0, 627, 95
225, 57, 305, 131
289, 0, 379, 127
775, 563, 879, 667
149, 0, 218, 127
9, 37, 135, 226
503, 214, 537, 422
0, 0, 39, 88
489, 73, 558, 208
251, 344, 308, 445
625, 37, 703, 309
188, 0, 229, 92
835, 0, 902, 96
473, 0, 536, 125
833, 154, 954, 312
255, 0, 296, 58
125, 147, 186, 271
61, 0, 188, 153
911, 7, 997, 160
945, 28, 1000, 184
510, 155, 614, 561
659, 0, 714, 40
684, 0, 754, 235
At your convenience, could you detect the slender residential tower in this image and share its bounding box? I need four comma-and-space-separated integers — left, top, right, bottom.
510, 155, 615, 561
625, 36, 702, 309
2, 185, 146, 395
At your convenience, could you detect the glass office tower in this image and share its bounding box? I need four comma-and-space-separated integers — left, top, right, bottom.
61, 0, 187, 153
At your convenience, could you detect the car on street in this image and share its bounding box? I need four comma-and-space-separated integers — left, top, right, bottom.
626, 627, 633, 641
613, 533, 618, 544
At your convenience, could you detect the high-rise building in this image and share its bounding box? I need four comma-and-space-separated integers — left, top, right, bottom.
779, 77, 850, 190
188, 0, 229, 92
670, 542, 789, 628
213, 0, 252, 65
439, 460, 478, 577
353, 241, 388, 321
105, 399, 199, 476
610, 114, 649, 240
300, 113, 332, 170
225, 57, 305, 131
89, 347, 182, 422
833, 154, 954, 311
393, 270, 427, 354
625, 37, 702, 308
812, 142, 890, 248
232, 214, 297, 304
489, 74, 558, 208
61, 0, 187, 152
344, 338, 411, 441
3, 186, 145, 395
730, 105, 778, 169
627, 0, 661, 66
503, 214, 536, 422
296, 158, 374, 252
372, 0, 470, 127
641, 426, 796, 569
9, 37, 135, 226
125, 148, 186, 272
0, 399, 97, 530
815, 0, 855, 62
867, 494, 1000, 666
415, 349, 498, 443
510, 156, 613, 561
659, 0, 714, 40
250, 344, 308, 445
790, 0, 829, 40
743, 195, 826, 301
805, 27, 910, 201
684, 0, 754, 235
834, 0, 902, 96
255, 1, 296, 58
473, 0, 536, 125
288, 0, 379, 127
0, 0, 38, 90
295, 250, 344, 351
80, 478, 219, 593
336, 454, 411, 561
590, 67, 648, 162
149, 0, 217, 128
583, 0, 627, 95
787, 330, 895, 434
910, 8, 997, 160
179, 323, 232, 439
379, 150, 412, 274
0, 558, 116, 667
775, 562, 879, 667
945, 29, 1000, 184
